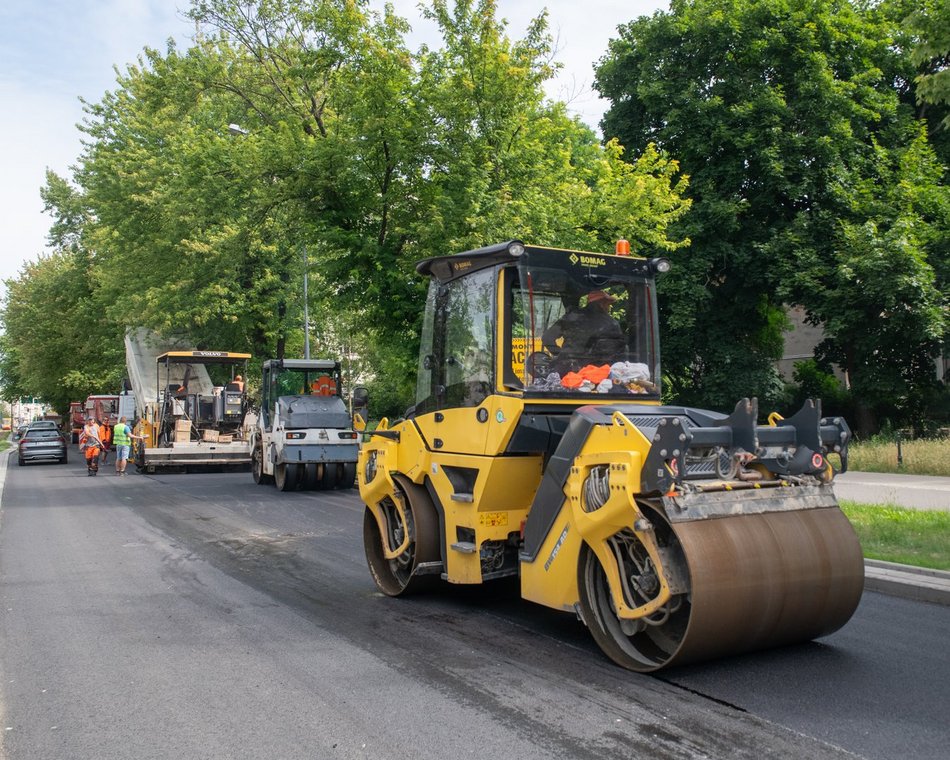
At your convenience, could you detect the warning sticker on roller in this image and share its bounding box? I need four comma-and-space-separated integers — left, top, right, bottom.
479, 512, 509, 527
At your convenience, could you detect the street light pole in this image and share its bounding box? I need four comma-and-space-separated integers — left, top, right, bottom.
302, 245, 310, 360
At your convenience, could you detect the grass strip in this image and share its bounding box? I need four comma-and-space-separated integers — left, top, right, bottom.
849, 437, 950, 477
840, 500, 950, 571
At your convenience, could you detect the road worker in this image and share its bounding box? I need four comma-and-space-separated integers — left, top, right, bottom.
79, 417, 105, 476
310, 375, 337, 396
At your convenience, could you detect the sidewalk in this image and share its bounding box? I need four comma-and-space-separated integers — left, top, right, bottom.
834, 471, 950, 511
0, 444, 8, 500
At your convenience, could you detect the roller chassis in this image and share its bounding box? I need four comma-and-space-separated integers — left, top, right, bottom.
358, 241, 864, 672
360, 395, 863, 671
252, 359, 358, 491
250, 425, 357, 491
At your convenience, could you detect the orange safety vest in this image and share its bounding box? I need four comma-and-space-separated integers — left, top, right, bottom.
310, 376, 337, 396
80, 425, 103, 457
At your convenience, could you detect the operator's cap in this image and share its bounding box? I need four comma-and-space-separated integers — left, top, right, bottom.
587, 290, 617, 304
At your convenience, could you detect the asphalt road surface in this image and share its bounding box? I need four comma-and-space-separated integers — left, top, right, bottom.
1, 455, 947, 760
834, 471, 950, 510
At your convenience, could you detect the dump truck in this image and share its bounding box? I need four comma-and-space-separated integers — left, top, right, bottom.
249, 358, 361, 490
357, 240, 863, 672
83, 393, 135, 430
125, 331, 252, 472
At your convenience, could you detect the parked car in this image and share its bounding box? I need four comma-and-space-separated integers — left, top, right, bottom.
27, 420, 58, 431
12, 424, 29, 441
18, 428, 68, 465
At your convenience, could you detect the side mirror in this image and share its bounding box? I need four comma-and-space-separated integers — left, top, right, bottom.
352, 386, 369, 431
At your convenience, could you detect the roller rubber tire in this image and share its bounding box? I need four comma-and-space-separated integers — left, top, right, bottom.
275, 462, 299, 492
252, 444, 274, 485
298, 462, 316, 490
321, 462, 339, 490
339, 462, 357, 489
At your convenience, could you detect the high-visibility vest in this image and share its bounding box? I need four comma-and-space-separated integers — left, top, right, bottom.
113, 423, 131, 446
311, 376, 337, 396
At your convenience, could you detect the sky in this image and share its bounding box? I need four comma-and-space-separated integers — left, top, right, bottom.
0, 0, 667, 287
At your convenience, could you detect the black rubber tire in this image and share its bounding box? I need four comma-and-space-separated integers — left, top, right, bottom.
275, 462, 299, 492
302, 462, 319, 490
18, 458, 25, 466
321, 462, 339, 490
60, 455, 68, 465
338, 462, 357, 489
252, 444, 274, 485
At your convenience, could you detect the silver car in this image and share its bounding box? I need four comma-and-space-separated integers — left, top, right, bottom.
26, 420, 59, 431
18, 428, 68, 465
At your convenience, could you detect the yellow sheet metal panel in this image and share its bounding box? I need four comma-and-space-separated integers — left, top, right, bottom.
426, 452, 542, 584
413, 405, 492, 456
483, 395, 531, 454
521, 415, 651, 613
520, 508, 583, 612
391, 420, 430, 483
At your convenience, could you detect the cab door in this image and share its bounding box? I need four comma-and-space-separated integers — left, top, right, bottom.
413, 266, 496, 456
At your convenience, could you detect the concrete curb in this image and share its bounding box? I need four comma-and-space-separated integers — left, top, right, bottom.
0, 447, 10, 501
864, 559, 950, 606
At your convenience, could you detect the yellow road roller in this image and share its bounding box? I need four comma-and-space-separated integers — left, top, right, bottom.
358, 241, 863, 672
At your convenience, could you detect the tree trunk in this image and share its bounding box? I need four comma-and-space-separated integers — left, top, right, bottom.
276, 301, 286, 360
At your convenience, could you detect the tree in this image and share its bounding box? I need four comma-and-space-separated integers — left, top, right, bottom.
1, 251, 125, 413
3, 0, 693, 418
596, 0, 947, 428
906, 0, 950, 130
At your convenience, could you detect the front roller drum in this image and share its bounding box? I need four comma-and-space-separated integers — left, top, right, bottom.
579, 505, 864, 672
363, 477, 440, 596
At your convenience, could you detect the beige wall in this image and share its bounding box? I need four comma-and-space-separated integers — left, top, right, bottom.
777, 306, 846, 384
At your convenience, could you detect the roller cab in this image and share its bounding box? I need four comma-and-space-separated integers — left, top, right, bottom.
358, 241, 863, 671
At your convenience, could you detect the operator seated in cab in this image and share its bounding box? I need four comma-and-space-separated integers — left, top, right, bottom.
310, 375, 337, 396
541, 289, 625, 374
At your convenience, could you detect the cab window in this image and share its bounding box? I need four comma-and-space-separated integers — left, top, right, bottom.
415, 268, 495, 413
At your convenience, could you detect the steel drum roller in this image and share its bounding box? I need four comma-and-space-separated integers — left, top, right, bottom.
668, 507, 864, 667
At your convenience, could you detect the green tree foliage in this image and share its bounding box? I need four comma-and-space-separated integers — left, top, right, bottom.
905, 0, 950, 130
2, 0, 691, 419
1, 171, 124, 412
1, 251, 125, 412
596, 0, 947, 428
